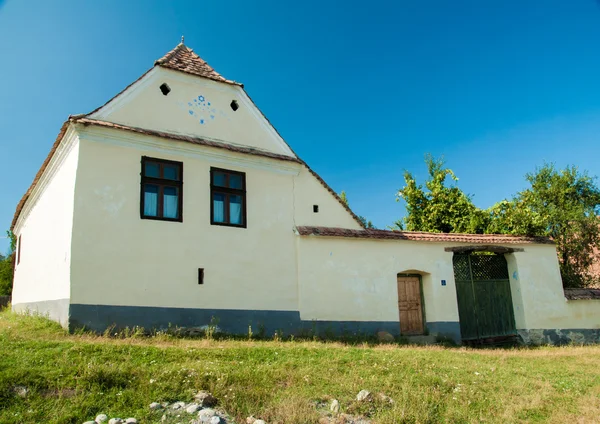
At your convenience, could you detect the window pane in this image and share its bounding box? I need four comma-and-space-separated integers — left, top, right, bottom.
213, 193, 225, 223
144, 162, 160, 178
143, 184, 159, 216
229, 174, 243, 189
230, 195, 242, 225
163, 164, 179, 181
213, 171, 227, 187
163, 186, 179, 219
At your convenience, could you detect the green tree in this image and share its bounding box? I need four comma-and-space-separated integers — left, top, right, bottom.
0, 230, 16, 296
488, 164, 600, 288
396, 154, 486, 233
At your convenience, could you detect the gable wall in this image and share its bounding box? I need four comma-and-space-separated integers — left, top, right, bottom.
11, 134, 79, 327
67, 127, 360, 331
90, 68, 295, 157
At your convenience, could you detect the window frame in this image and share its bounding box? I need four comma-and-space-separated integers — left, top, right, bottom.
140, 156, 184, 222
210, 167, 247, 228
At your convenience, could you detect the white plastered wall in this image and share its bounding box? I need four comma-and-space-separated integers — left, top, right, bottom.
69, 125, 361, 311
296, 236, 459, 325
11, 132, 79, 327
508, 245, 600, 330
297, 236, 600, 333
90, 67, 295, 158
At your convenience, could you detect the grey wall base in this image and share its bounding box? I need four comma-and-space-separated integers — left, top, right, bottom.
69, 303, 462, 342
12, 299, 70, 328
518, 328, 600, 345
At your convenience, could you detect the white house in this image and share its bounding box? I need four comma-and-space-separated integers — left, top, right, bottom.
10, 42, 600, 344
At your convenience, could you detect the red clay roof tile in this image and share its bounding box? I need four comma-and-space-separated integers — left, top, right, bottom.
155, 43, 242, 87
296, 226, 554, 245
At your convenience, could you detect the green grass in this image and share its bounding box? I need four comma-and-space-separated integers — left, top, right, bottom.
0, 308, 599, 423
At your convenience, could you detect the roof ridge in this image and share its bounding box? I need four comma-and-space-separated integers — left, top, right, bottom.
155, 42, 242, 87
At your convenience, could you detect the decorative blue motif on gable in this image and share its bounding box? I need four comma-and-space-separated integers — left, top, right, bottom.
177, 94, 231, 125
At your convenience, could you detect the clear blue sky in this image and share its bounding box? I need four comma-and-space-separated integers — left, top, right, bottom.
2, 0, 600, 253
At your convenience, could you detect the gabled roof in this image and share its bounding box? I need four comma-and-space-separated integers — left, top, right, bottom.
155, 43, 242, 87
11, 42, 365, 231
296, 226, 555, 245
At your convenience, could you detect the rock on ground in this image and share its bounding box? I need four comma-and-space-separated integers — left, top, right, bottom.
95, 414, 108, 423
108, 419, 123, 424
356, 390, 372, 402
377, 331, 395, 343
330, 399, 340, 414
186, 403, 201, 414
125, 419, 137, 424
194, 390, 218, 407
149, 402, 162, 410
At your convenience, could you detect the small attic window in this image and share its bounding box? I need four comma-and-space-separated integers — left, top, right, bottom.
160, 83, 171, 96
230, 100, 239, 111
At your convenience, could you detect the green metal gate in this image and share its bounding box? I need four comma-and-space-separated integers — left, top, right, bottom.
452, 254, 517, 342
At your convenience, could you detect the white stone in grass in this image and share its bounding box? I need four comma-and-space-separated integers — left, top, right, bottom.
149, 402, 162, 410
330, 399, 340, 414
125, 419, 138, 424
194, 390, 218, 407
209, 417, 222, 424
198, 408, 216, 422
186, 403, 201, 414
84, 421, 97, 424
171, 401, 186, 410
108, 419, 123, 424
95, 414, 108, 423
356, 390, 371, 402
254, 420, 266, 424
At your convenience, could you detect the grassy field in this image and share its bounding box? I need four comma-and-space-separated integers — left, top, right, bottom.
0, 309, 599, 424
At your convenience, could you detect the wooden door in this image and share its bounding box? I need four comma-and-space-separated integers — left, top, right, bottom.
397, 275, 424, 335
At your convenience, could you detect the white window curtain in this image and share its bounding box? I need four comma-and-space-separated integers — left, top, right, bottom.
230, 195, 242, 225
213, 194, 225, 222
144, 185, 158, 216
163, 187, 179, 219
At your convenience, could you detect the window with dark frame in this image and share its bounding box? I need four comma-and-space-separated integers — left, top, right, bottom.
17, 235, 21, 265
140, 156, 183, 222
210, 167, 246, 227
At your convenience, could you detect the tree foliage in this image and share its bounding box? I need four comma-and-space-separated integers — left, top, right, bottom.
489, 165, 600, 287
0, 231, 15, 296
396, 156, 600, 288
397, 154, 486, 234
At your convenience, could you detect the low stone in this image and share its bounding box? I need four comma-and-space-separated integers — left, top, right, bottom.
95, 414, 109, 424
330, 399, 340, 414
194, 390, 218, 407
209, 417, 222, 424
356, 390, 372, 402
125, 419, 138, 424
13, 385, 29, 398
253, 420, 266, 424
171, 401, 186, 410
246, 417, 256, 424
108, 419, 123, 424
84, 421, 97, 424
377, 331, 395, 343
186, 403, 201, 414
377, 393, 394, 405
160, 414, 167, 422
149, 402, 162, 410
198, 408, 216, 422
